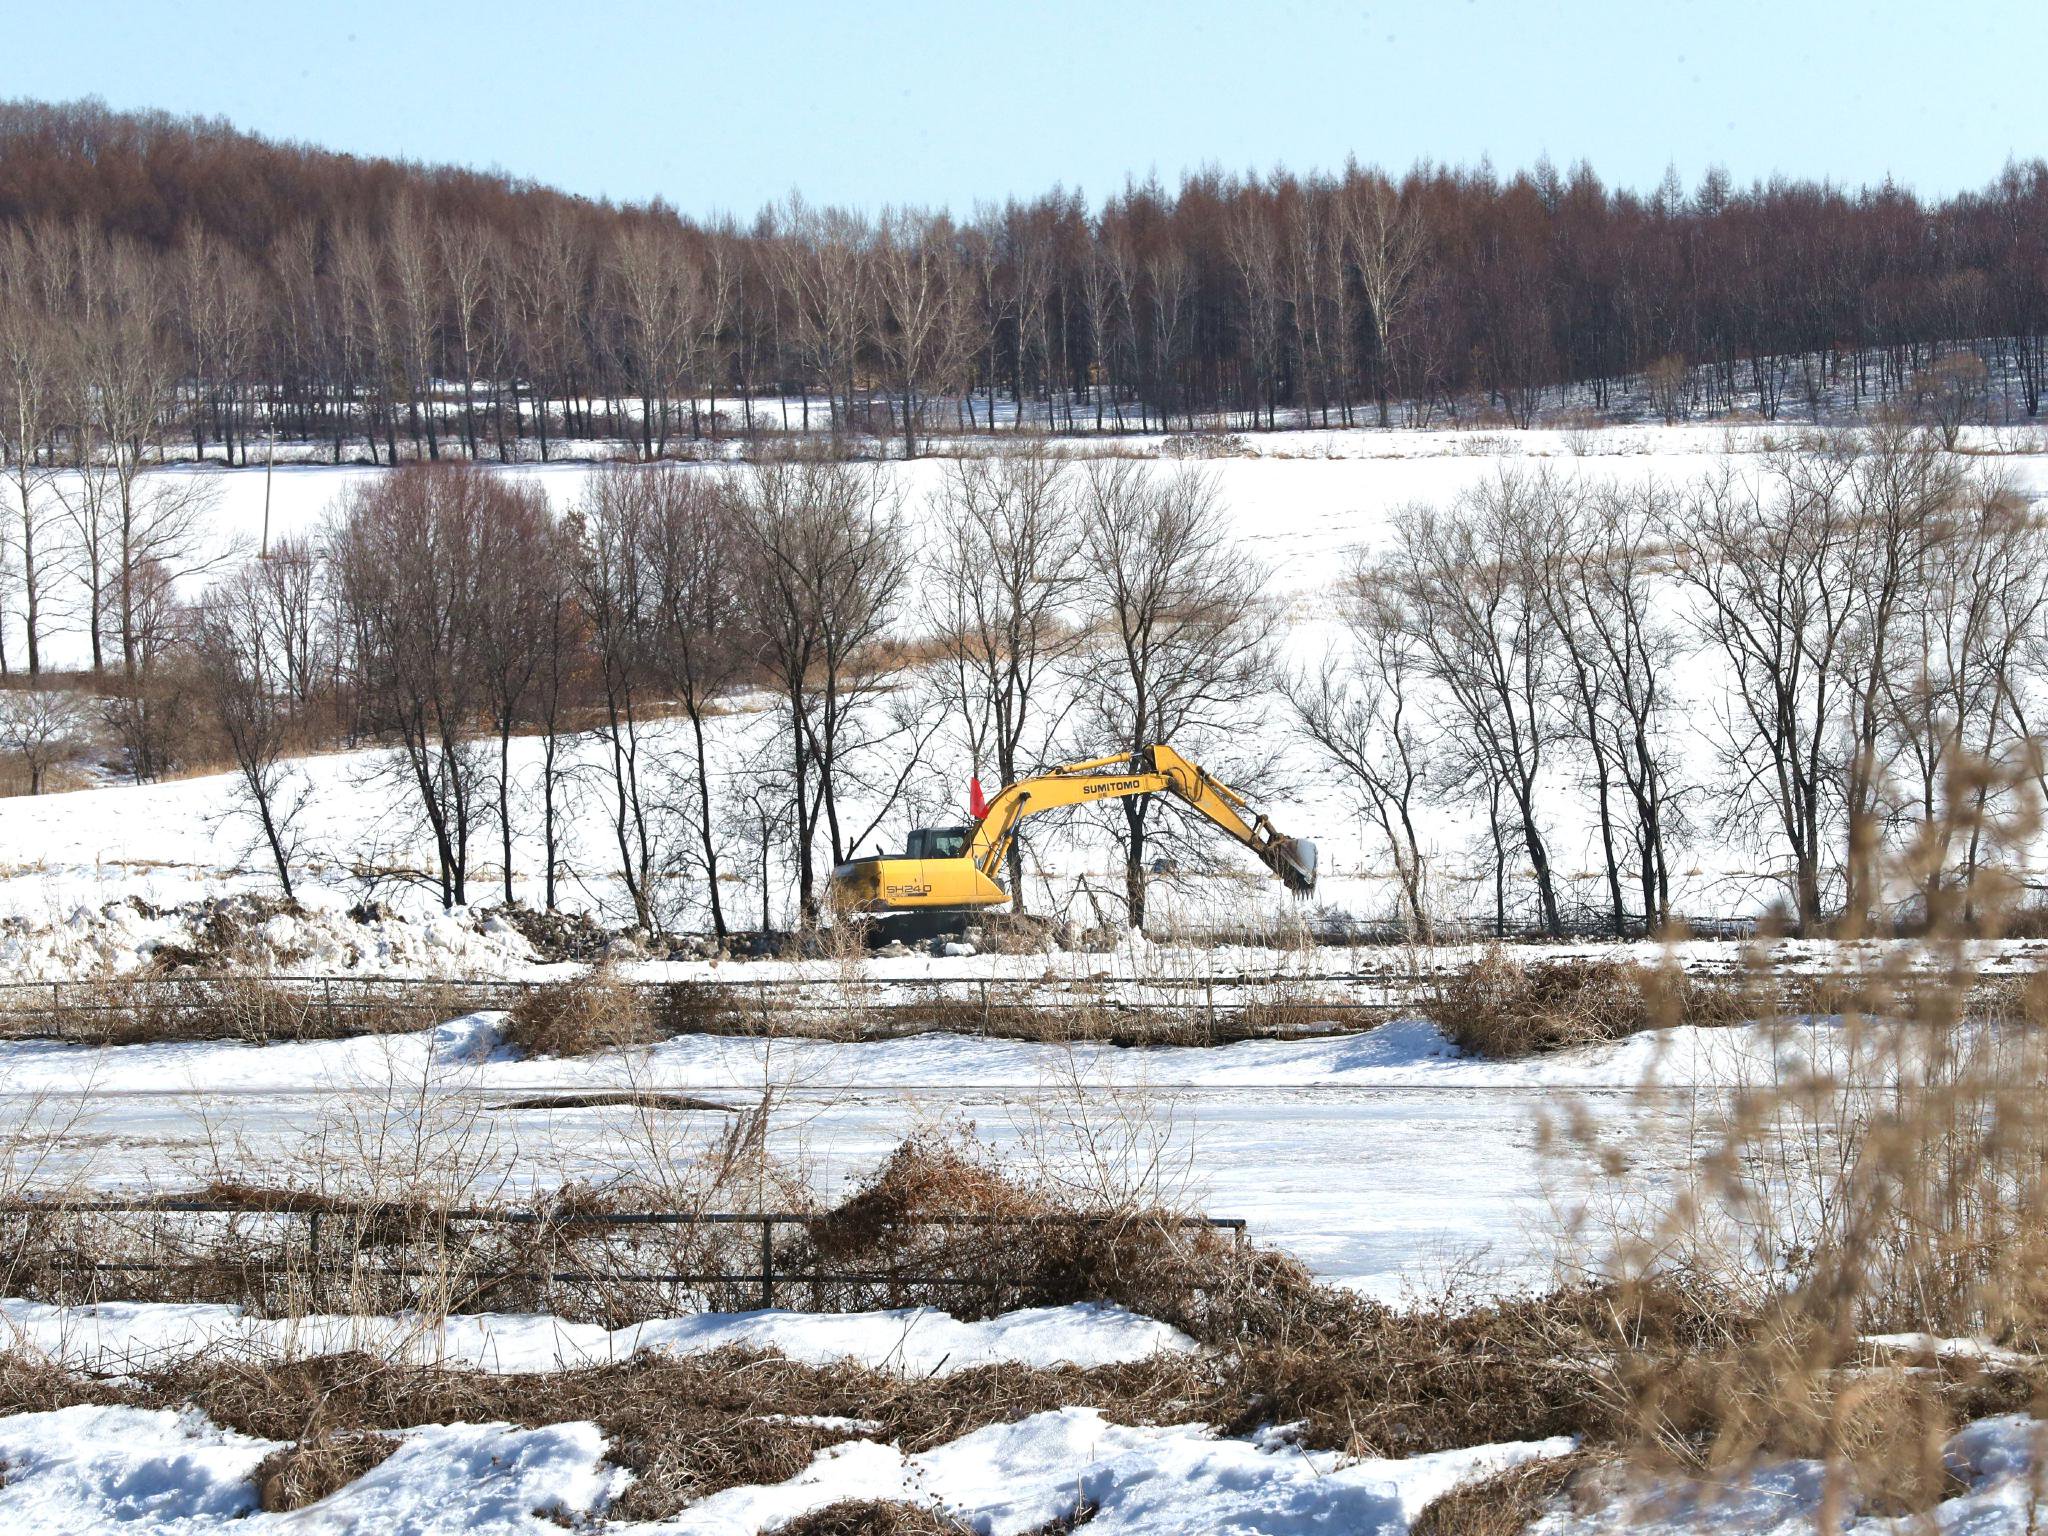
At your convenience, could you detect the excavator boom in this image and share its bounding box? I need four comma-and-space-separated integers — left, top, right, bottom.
830, 744, 1316, 926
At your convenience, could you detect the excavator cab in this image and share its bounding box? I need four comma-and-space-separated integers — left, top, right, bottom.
903, 826, 972, 860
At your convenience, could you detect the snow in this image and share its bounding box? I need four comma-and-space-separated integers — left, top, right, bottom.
0, 1404, 622, 1534
9, 424, 2048, 1528
0, 1006, 1858, 1099
1535, 1414, 2048, 1534
0, 1010, 1862, 1299
655, 1408, 1576, 1535
1860, 1333, 2038, 1371
0, 884, 558, 983
0, 1398, 1573, 1536
8, 423, 2045, 941
7, 1397, 2048, 1535
0, 1298, 1195, 1378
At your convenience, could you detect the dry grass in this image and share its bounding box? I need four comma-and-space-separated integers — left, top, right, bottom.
777, 1504, 970, 1535
1410, 1452, 1599, 1535
0, 974, 490, 1046
501, 969, 662, 1057
779, 1501, 1098, 1535
1430, 949, 1755, 1058
250, 1432, 400, 1512
0, 1346, 1203, 1522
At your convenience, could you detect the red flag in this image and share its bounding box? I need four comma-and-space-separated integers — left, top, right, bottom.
968, 776, 989, 819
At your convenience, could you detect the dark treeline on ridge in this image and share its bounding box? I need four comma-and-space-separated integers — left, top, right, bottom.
1, 97, 2045, 466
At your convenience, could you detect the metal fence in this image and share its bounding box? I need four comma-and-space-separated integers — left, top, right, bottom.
0, 1197, 1247, 1318
0, 971, 1404, 1044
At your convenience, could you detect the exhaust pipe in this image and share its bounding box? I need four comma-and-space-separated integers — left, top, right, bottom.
1262, 836, 1318, 896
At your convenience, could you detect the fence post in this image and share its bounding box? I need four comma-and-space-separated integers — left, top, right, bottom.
322, 978, 335, 1035
760, 1217, 774, 1310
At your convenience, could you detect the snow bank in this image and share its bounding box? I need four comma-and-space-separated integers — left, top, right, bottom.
1533, 1413, 2048, 1534
0, 1007, 1856, 1098
0, 890, 553, 983
1, 1298, 1195, 1378
654, 1408, 1575, 1535
0, 1394, 1569, 1536
0, 1404, 621, 1534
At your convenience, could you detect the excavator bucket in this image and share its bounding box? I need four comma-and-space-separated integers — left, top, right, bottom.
1262, 836, 1318, 896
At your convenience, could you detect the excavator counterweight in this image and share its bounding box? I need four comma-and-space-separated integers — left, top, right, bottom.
830, 744, 1316, 937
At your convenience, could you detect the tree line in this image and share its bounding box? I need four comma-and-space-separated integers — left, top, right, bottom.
1, 97, 2042, 490
119, 448, 1269, 937
5, 430, 2041, 941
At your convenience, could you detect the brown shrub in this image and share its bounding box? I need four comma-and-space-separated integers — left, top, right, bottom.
787, 1131, 1253, 1330
251, 1433, 400, 1511
1431, 950, 1755, 1059
650, 981, 748, 1036
502, 970, 659, 1057
777, 1503, 968, 1535
106, 1346, 1202, 1522
0, 974, 486, 1046
1410, 1453, 1596, 1535
779, 1500, 1096, 1535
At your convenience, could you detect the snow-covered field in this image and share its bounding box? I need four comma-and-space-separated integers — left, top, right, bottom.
10, 424, 2048, 1532
9, 421, 2047, 943
0, 1004, 1884, 1298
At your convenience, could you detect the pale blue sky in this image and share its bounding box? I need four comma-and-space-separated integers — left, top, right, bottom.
3, 0, 2039, 215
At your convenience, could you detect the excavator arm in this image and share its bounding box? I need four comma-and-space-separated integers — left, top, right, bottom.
969, 745, 1315, 894
831, 743, 1316, 919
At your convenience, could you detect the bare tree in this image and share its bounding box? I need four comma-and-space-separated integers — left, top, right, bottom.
56, 231, 229, 679
1534, 482, 1689, 931
438, 217, 496, 458
873, 209, 960, 458
1512, 475, 1692, 933
1376, 471, 1566, 935
191, 563, 316, 898
0, 226, 65, 677
1340, 172, 1427, 427
731, 451, 909, 925
1288, 573, 1434, 937
1665, 442, 1862, 930
926, 445, 1086, 907
1890, 471, 2048, 921
639, 463, 746, 940
386, 193, 442, 460
609, 221, 699, 459
0, 686, 85, 793
1075, 460, 1275, 928
774, 199, 873, 436
576, 463, 664, 930
1831, 426, 1969, 926
471, 479, 569, 907
329, 465, 493, 908
1225, 195, 1283, 429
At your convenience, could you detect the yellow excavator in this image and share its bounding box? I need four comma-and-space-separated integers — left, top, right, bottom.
830, 743, 1316, 939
